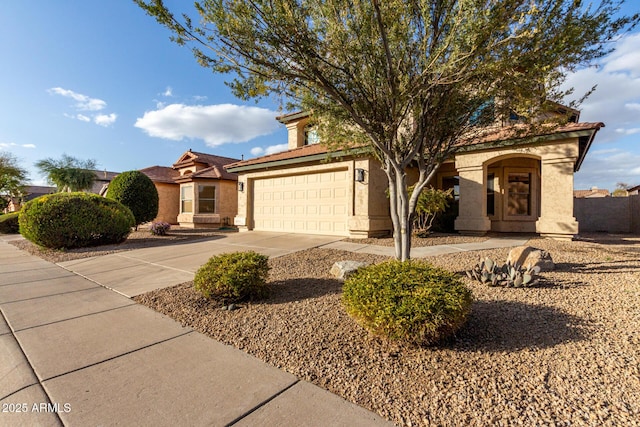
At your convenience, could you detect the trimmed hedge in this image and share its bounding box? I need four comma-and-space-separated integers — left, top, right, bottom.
19, 192, 135, 249
194, 251, 270, 303
106, 171, 158, 228
0, 212, 20, 234
342, 260, 473, 346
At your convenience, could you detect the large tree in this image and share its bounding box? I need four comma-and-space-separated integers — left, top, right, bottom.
36, 154, 97, 193
136, 0, 637, 260
0, 151, 28, 210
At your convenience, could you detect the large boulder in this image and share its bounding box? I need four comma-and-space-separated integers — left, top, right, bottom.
507, 246, 555, 272
330, 260, 370, 280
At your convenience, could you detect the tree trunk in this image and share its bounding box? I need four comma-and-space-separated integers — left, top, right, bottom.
386, 161, 412, 261
385, 159, 441, 262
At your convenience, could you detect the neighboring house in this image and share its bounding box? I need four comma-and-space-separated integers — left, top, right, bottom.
4, 185, 56, 213
628, 185, 640, 196
226, 110, 603, 240
92, 170, 120, 196
169, 150, 240, 228
574, 187, 610, 198
139, 166, 180, 224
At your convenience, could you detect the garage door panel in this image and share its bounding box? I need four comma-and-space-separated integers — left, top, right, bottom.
253, 170, 349, 236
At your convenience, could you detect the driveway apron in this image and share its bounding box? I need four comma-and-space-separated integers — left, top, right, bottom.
58, 232, 344, 297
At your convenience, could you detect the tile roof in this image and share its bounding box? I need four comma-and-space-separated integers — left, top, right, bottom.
92, 170, 120, 181
187, 165, 238, 181
226, 122, 604, 171
140, 166, 180, 184
461, 121, 604, 146
172, 150, 240, 168
574, 188, 611, 198
226, 144, 331, 169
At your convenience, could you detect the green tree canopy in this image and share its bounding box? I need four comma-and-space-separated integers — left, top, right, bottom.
35, 154, 97, 193
106, 170, 159, 229
136, 0, 637, 260
0, 151, 28, 210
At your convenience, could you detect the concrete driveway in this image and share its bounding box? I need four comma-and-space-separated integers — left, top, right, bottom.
58, 231, 343, 297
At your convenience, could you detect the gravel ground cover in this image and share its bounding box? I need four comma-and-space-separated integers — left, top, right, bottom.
134, 234, 640, 426
9, 229, 640, 425
343, 232, 488, 247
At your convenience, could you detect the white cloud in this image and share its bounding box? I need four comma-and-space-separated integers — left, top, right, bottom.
0, 142, 36, 149
575, 149, 640, 190
615, 127, 640, 135
94, 113, 117, 127
162, 86, 173, 97
250, 143, 289, 157
48, 87, 106, 111
562, 33, 640, 141
49, 87, 117, 127
135, 104, 281, 146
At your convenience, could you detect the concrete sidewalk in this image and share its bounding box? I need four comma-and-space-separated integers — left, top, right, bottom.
321, 236, 530, 257
0, 239, 392, 426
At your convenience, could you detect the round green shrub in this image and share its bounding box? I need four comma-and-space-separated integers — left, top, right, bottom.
194, 251, 270, 303
19, 192, 135, 249
0, 212, 20, 234
342, 260, 473, 346
106, 171, 158, 228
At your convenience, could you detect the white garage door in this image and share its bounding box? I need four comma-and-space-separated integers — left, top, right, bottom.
253, 169, 349, 235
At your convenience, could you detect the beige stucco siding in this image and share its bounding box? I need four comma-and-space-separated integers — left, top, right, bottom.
154, 182, 179, 224
177, 179, 238, 228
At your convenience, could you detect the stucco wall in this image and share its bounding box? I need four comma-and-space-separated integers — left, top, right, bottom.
574, 196, 638, 233
177, 180, 238, 228
154, 182, 179, 224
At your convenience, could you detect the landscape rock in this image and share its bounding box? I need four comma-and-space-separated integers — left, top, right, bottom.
330, 260, 370, 280
507, 246, 555, 271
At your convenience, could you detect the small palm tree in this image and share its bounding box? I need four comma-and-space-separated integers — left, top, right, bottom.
35, 154, 97, 192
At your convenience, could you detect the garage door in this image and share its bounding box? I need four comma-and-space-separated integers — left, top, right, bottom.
253, 170, 349, 235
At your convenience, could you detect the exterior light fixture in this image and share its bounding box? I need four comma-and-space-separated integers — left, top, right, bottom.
355, 168, 365, 182
238, 181, 244, 192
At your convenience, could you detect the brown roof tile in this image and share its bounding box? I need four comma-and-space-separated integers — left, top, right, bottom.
574, 188, 611, 198
227, 122, 604, 171
172, 150, 240, 168
226, 144, 331, 169
140, 166, 180, 184
462, 122, 604, 146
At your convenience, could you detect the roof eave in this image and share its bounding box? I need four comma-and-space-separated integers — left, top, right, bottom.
226, 147, 371, 173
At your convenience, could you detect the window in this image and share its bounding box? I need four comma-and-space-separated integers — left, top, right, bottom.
198, 185, 216, 213
441, 175, 460, 200
304, 126, 320, 145
487, 173, 495, 216
507, 172, 531, 216
181, 186, 193, 213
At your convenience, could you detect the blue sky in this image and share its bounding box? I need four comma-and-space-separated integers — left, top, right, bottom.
1, 1, 639, 192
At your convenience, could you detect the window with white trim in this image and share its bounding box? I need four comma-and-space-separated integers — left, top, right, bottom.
198, 185, 216, 213
181, 185, 193, 213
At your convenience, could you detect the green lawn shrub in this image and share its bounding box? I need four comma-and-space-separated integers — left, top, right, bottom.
342, 260, 473, 346
0, 212, 20, 234
106, 170, 158, 228
194, 251, 270, 303
19, 192, 135, 249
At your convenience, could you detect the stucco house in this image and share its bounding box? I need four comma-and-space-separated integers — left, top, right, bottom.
226, 110, 603, 240
574, 187, 610, 198
161, 150, 240, 228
